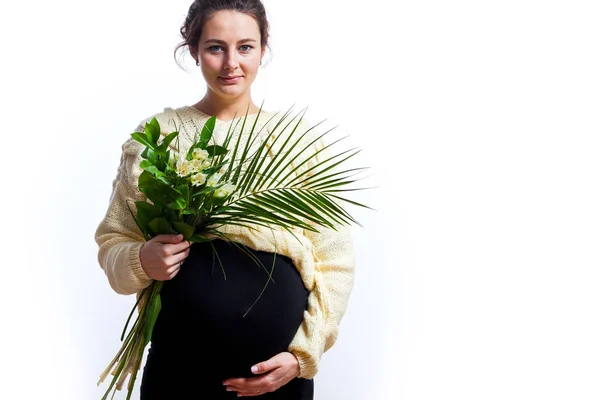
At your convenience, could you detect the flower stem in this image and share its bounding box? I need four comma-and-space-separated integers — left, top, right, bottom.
99, 282, 159, 399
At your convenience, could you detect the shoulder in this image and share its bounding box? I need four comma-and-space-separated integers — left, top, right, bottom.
136, 106, 186, 134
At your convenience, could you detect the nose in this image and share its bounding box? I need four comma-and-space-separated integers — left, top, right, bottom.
224, 50, 239, 71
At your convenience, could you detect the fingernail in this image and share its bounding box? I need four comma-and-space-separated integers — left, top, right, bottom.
223, 382, 229, 386
251, 366, 258, 373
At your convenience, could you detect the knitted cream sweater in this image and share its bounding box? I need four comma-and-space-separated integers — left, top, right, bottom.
94, 105, 355, 379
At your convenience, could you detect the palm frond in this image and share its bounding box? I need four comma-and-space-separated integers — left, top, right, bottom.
202, 106, 370, 231
250, 109, 311, 192
292, 147, 363, 187
209, 241, 226, 279
242, 244, 277, 318
302, 166, 369, 190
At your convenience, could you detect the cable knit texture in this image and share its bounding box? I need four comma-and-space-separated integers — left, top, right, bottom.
94, 105, 355, 379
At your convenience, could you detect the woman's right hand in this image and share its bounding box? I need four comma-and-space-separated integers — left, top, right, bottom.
140, 234, 191, 281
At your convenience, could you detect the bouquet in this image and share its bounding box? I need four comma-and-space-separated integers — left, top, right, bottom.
97, 107, 371, 399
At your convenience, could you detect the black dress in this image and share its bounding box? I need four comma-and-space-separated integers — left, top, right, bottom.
140, 239, 314, 399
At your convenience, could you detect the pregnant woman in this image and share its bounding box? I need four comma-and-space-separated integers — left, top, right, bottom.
94, 1, 355, 398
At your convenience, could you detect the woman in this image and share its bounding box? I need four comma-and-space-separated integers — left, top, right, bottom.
95, 1, 355, 398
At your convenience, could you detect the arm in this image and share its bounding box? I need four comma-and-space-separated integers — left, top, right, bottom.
288, 224, 355, 379
287, 119, 357, 379
94, 128, 153, 295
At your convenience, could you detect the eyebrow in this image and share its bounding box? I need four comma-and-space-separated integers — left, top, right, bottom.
204, 38, 257, 45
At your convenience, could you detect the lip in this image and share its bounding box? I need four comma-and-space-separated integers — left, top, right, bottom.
219, 76, 242, 84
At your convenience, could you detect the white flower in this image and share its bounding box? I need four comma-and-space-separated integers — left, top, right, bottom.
190, 172, 207, 187
191, 159, 211, 173
214, 183, 236, 198
207, 173, 223, 187
192, 148, 209, 162
190, 159, 202, 173
176, 158, 193, 177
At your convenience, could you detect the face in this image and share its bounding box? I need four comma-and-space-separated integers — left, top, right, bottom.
196, 10, 264, 101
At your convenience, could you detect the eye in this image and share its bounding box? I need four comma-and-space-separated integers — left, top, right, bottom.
208, 45, 222, 52
240, 45, 253, 52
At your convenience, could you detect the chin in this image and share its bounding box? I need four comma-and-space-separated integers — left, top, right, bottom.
216, 87, 247, 98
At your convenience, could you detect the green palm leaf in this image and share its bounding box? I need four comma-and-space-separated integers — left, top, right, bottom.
197, 106, 371, 234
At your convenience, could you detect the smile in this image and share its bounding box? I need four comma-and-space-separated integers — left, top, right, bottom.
219, 76, 242, 84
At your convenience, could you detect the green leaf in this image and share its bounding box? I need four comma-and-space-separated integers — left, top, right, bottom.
145, 117, 161, 144
143, 293, 162, 345
131, 132, 155, 150
138, 170, 183, 209
201, 160, 228, 177
177, 184, 190, 203
154, 147, 168, 157
120, 286, 150, 341
190, 234, 211, 242
230, 111, 262, 185
134, 201, 162, 233
199, 116, 216, 148
191, 185, 217, 199
140, 160, 152, 169
126, 201, 151, 240
249, 112, 306, 191
157, 175, 171, 185
158, 131, 179, 152
144, 165, 165, 178
167, 198, 186, 210
146, 148, 158, 164
172, 221, 194, 240
185, 116, 216, 161
255, 191, 329, 227
148, 217, 172, 235
289, 190, 342, 224
206, 145, 228, 157
328, 192, 374, 211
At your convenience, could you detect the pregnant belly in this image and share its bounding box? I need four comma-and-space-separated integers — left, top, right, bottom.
149, 239, 309, 378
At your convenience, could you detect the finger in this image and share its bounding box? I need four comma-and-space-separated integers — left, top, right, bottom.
224, 376, 269, 392
251, 359, 278, 374
228, 384, 263, 397
223, 378, 248, 388
168, 267, 180, 280
170, 239, 192, 255
153, 234, 184, 244
166, 262, 182, 275
236, 390, 262, 397
166, 249, 190, 269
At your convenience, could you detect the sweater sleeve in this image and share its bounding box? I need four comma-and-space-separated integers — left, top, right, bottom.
94, 126, 153, 295
287, 119, 356, 379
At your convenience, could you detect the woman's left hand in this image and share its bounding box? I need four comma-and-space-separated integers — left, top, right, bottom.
223, 352, 300, 397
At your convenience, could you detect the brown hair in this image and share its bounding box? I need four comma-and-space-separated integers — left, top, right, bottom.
174, 0, 270, 68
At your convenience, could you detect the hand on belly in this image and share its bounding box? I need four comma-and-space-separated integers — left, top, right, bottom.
223, 352, 300, 397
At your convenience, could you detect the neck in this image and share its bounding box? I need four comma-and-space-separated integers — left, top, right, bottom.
195, 92, 261, 121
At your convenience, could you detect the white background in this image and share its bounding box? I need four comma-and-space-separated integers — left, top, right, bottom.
1, 0, 599, 399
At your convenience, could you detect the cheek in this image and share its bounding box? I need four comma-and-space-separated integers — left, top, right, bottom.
200, 54, 221, 71
242, 57, 261, 73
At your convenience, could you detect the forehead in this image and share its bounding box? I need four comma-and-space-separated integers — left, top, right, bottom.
201, 10, 261, 40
